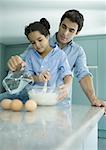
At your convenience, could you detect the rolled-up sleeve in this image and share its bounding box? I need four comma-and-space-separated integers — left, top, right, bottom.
74, 47, 92, 81
24, 53, 35, 76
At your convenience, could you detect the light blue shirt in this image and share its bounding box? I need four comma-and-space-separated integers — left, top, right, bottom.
50, 33, 92, 81
21, 33, 92, 102
24, 45, 72, 87
21, 33, 91, 82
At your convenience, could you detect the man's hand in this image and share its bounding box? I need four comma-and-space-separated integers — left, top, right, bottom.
91, 98, 106, 114
7, 55, 25, 71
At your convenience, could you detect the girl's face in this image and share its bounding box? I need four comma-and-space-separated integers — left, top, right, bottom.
28, 31, 49, 54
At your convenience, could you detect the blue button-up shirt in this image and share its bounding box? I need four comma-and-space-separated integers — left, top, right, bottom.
21, 33, 91, 102
50, 33, 92, 81
24, 45, 72, 87
21, 33, 91, 82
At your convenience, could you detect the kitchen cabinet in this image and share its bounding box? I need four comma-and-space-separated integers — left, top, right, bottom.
0, 44, 2, 92
0, 44, 5, 92
74, 35, 106, 137
98, 38, 106, 101
75, 37, 98, 66
98, 38, 106, 137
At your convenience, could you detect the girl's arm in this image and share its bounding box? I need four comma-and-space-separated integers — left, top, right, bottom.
58, 75, 73, 101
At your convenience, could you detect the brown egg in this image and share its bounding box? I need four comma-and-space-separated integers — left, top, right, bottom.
1, 99, 12, 110
11, 99, 23, 112
25, 100, 37, 112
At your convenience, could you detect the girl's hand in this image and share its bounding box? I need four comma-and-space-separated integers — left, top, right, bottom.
57, 84, 70, 101
8, 55, 25, 72
38, 71, 51, 82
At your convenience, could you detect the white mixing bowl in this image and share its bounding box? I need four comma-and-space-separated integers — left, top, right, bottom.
28, 85, 59, 106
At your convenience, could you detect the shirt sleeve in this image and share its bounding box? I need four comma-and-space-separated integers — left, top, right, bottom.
24, 52, 35, 77
74, 46, 92, 81
59, 52, 73, 79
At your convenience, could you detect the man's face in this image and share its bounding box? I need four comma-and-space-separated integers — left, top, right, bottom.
57, 18, 79, 45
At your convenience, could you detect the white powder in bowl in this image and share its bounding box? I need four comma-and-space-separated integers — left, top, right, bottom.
28, 90, 58, 106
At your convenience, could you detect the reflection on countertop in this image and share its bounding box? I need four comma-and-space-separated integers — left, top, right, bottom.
0, 104, 104, 150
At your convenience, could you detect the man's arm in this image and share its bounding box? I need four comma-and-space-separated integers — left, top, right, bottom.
58, 75, 73, 101
80, 75, 106, 113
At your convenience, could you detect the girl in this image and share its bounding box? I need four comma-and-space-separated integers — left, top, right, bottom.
0, 18, 72, 109
24, 18, 72, 92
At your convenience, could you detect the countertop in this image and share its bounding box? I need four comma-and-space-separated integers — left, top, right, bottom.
0, 104, 104, 150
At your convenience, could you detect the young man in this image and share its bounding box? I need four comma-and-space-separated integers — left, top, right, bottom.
7, 9, 106, 111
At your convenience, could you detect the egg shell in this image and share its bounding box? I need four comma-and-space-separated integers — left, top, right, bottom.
11, 99, 23, 112
1, 99, 12, 110
25, 100, 37, 112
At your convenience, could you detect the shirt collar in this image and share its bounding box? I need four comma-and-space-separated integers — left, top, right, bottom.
51, 32, 73, 47
32, 44, 59, 58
